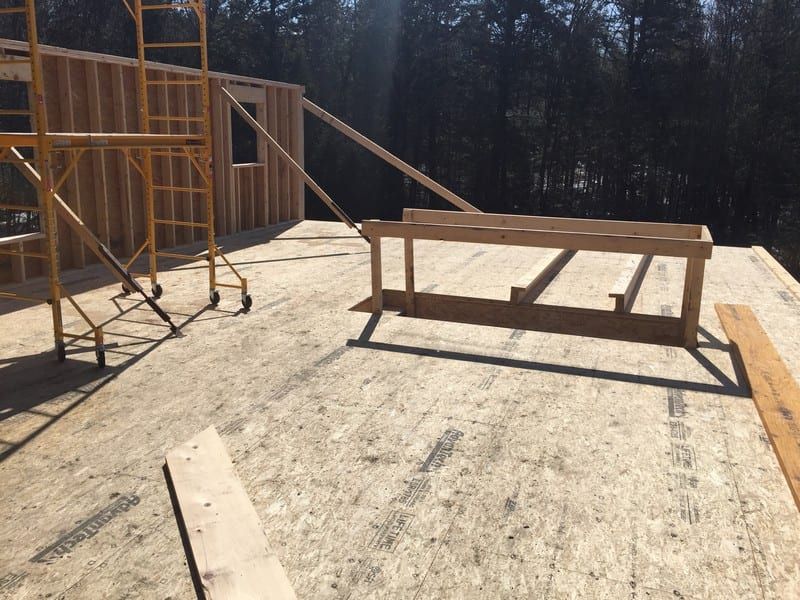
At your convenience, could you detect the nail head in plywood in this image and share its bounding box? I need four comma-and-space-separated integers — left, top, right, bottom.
715, 303, 800, 512
164, 427, 297, 600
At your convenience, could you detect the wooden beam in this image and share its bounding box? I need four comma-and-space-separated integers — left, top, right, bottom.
0, 59, 31, 82
303, 98, 480, 213
266, 87, 279, 225
362, 220, 713, 259
609, 254, 653, 313
404, 237, 415, 316
680, 257, 706, 347
256, 102, 269, 226
222, 87, 361, 234
165, 427, 297, 599
371, 237, 382, 314
111, 63, 135, 256
289, 88, 304, 220
403, 208, 704, 240
510, 249, 575, 304
85, 61, 111, 248
715, 304, 800, 512
227, 83, 266, 105
753, 246, 800, 302
56, 56, 85, 268
352, 289, 685, 346
0, 37, 304, 90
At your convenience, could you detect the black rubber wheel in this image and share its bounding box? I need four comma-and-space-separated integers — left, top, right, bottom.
56, 340, 66, 363
209, 290, 220, 306
96, 349, 106, 369
121, 284, 131, 295
242, 294, 253, 310
152, 284, 163, 299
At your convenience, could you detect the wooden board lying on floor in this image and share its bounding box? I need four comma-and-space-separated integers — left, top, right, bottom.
165, 427, 297, 600
716, 304, 800, 511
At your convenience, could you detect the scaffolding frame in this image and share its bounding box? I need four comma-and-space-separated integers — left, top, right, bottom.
123, 0, 250, 309
0, 0, 105, 366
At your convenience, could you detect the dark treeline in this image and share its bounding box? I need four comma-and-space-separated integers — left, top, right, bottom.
9, 1, 800, 274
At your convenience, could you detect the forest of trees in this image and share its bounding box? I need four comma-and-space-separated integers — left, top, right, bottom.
11, 1, 800, 274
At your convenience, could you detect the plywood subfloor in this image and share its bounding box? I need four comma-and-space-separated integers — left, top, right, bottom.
1, 220, 799, 599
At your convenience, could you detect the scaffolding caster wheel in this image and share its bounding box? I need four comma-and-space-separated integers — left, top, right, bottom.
209, 290, 220, 306
96, 347, 106, 369
242, 294, 252, 310
121, 284, 131, 295
152, 284, 163, 299
56, 341, 66, 363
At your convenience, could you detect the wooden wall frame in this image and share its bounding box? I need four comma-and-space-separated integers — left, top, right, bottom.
353, 209, 713, 348
0, 38, 305, 284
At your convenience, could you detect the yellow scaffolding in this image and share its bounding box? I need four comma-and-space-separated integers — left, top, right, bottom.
0, 0, 105, 366
124, 0, 251, 309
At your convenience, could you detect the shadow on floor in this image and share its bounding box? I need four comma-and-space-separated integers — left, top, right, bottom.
347, 314, 750, 398
0, 220, 309, 318
0, 301, 218, 463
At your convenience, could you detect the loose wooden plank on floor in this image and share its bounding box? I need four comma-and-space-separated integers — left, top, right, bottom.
715, 303, 800, 511
165, 426, 297, 600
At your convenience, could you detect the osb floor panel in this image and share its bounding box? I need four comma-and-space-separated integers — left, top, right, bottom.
1, 220, 799, 599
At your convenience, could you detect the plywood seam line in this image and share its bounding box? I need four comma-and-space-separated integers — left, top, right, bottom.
0, 0, 106, 367
302, 98, 481, 214
221, 87, 367, 242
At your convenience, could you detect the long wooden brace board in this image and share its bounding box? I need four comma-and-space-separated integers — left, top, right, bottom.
221, 87, 366, 240
715, 304, 800, 511
302, 98, 480, 213
165, 426, 297, 599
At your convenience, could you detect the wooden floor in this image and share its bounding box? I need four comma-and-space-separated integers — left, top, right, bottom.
1, 220, 799, 599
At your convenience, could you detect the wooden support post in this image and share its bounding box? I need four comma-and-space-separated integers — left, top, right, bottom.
609, 254, 653, 313
256, 95, 269, 226
510, 249, 575, 304
404, 237, 415, 316
165, 427, 297, 599
289, 88, 304, 219
111, 64, 135, 255
680, 257, 706, 348
85, 61, 111, 248
10, 242, 25, 283
56, 56, 85, 269
267, 86, 279, 225
371, 236, 382, 314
